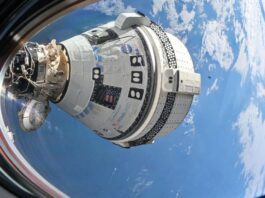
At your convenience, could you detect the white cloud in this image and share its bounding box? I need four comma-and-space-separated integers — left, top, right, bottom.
208, 63, 216, 71
206, 0, 265, 84
151, 0, 196, 41
43, 120, 62, 134
151, 0, 265, 85
44, 120, 52, 131
184, 110, 194, 126
206, 78, 219, 96
151, 0, 167, 15
186, 145, 192, 155
183, 110, 195, 137
132, 179, 153, 195
233, 39, 249, 83
152, 0, 235, 71
183, 95, 199, 136
201, 21, 234, 70
233, 1, 265, 84
233, 102, 265, 198
86, 0, 135, 16
211, 0, 235, 22
256, 83, 265, 98
131, 168, 153, 196
111, 167, 117, 177
199, 1, 235, 71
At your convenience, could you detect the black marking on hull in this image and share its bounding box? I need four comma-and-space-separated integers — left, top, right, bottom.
128, 92, 176, 146
107, 27, 155, 141
130, 55, 145, 66
128, 88, 144, 100
128, 22, 178, 147
131, 71, 143, 84
90, 84, 121, 110
92, 68, 102, 81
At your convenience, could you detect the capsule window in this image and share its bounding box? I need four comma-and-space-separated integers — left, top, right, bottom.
130, 55, 145, 66
131, 71, 143, 84
90, 84, 121, 110
128, 88, 144, 100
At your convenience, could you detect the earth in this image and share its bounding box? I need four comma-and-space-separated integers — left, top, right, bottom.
2, 0, 265, 197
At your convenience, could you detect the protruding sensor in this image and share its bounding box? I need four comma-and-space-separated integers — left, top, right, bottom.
5, 13, 201, 148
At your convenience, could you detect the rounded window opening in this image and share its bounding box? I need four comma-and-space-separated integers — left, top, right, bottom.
1, 1, 264, 198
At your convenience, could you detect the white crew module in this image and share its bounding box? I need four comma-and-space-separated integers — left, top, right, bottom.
5, 13, 201, 148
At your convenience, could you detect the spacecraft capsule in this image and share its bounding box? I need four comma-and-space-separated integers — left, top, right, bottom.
6, 13, 201, 148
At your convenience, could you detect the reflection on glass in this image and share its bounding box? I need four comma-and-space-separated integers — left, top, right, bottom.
1, 1, 265, 198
